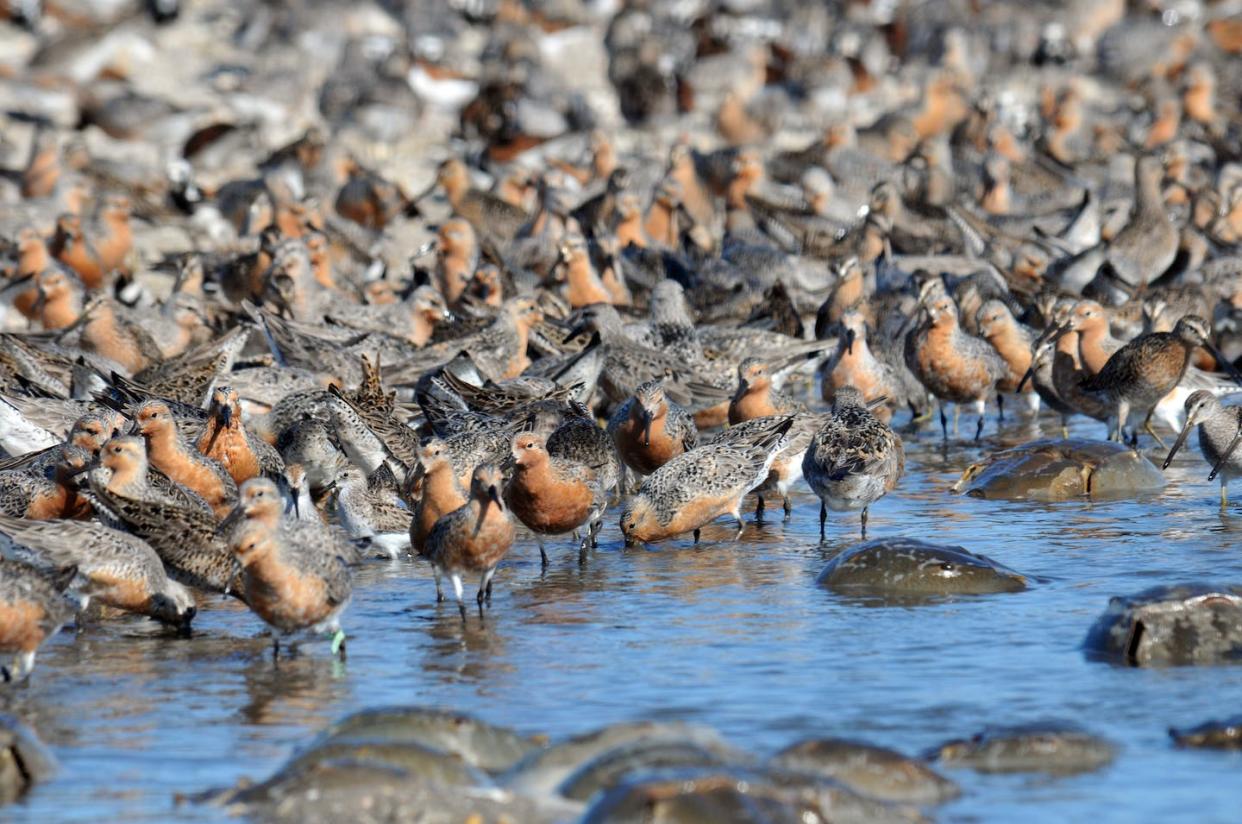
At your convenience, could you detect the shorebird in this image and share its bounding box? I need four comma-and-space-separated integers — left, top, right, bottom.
711, 413, 819, 520
975, 299, 1040, 420
87, 438, 239, 596
0, 557, 77, 681
426, 465, 515, 622
133, 401, 237, 519
504, 432, 600, 564
1106, 155, 1178, 289
226, 478, 352, 657
1163, 391, 1242, 507
196, 386, 284, 486
802, 386, 905, 539
331, 465, 411, 559
0, 516, 196, 628
822, 310, 921, 423
608, 380, 698, 487
619, 416, 793, 545
906, 295, 1006, 440
728, 358, 805, 424
0, 444, 91, 520
410, 439, 467, 558
1080, 316, 1238, 445
545, 405, 620, 550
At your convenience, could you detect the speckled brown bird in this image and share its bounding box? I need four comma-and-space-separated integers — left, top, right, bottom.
802, 386, 904, 539
0, 516, 196, 628
0, 444, 92, 520
1082, 316, 1237, 445
427, 464, 515, 621
619, 416, 792, 545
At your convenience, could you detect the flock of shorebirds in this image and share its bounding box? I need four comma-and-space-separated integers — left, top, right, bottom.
1, 0, 1242, 687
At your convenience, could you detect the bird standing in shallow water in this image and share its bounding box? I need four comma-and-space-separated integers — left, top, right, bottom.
906, 295, 1005, 441
619, 416, 792, 545
427, 465, 515, 622
802, 386, 904, 539
0, 557, 77, 682
608, 380, 698, 489
226, 478, 352, 658
1080, 316, 1239, 446
504, 432, 600, 565
1163, 390, 1242, 508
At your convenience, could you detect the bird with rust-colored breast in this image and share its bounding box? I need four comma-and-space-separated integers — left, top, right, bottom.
620, 416, 793, 545
427, 465, 515, 622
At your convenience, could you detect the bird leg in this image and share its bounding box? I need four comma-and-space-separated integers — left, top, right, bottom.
331, 629, 347, 658
819, 501, 827, 540
755, 495, 765, 521
432, 565, 444, 603
272, 637, 281, 661
783, 495, 792, 521
974, 413, 984, 442
1142, 410, 1167, 449
939, 404, 949, 440
733, 512, 745, 540
451, 573, 467, 623
953, 404, 960, 436
860, 507, 869, 538
1221, 479, 1228, 510
537, 538, 548, 568
589, 517, 602, 549
693, 528, 701, 544
996, 393, 1005, 424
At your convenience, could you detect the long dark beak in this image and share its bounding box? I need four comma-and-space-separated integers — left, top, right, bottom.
218, 403, 233, 428
865, 395, 889, 411
1209, 426, 1242, 482
845, 327, 856, 355
1163, 418, 1196, 470
1205, 342, 1242, 387
487, 484, 503, 511
565, 322, 589, 342
1035, 320, 1071, 348
1018, 365, 1038, 397
639, 407, 653, 448
216, 505, 243, 536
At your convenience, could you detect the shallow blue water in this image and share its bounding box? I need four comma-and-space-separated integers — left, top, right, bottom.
5, 412, 1242, 822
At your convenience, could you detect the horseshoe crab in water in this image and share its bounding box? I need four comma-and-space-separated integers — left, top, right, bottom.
953, 438, 1164, 500
926, 723, 1115, 775
308, 706, 546, 772
1170, 715, 1242, 749
772, 737, 959, 804
1083, 584, 1242, 666
558, 738, 750, 802
579, 767, 927, 824
501, 721, 732, 799
0, 715, 56, 806
817, 538, 1027, 597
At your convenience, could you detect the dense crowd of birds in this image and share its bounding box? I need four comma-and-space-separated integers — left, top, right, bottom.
1, 0, 1242, 690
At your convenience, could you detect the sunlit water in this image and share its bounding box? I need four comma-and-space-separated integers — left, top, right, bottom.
5, 411, 1242, 822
